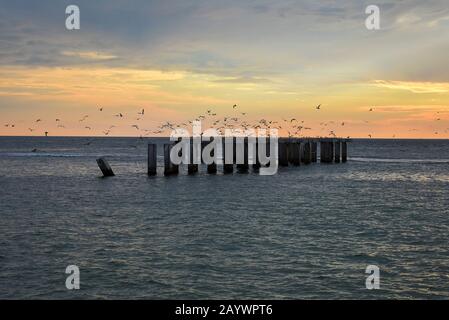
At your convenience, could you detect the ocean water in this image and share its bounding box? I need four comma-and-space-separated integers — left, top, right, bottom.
0, 137, 448, 299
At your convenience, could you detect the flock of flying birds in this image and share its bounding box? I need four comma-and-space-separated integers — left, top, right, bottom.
3, 104, 448, 148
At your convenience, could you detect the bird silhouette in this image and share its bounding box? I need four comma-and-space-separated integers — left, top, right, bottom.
316, 104, 321, 110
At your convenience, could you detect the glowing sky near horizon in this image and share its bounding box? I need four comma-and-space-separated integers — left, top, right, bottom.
0, 0, 449, 138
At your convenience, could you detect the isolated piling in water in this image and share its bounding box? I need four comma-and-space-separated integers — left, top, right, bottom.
96, 157, 115, 177
147, 144, 157, 176
278, 141, 289, 166
342, 141, 348, 163
311, 141, 318, 162
164, 143, 179, 176
302, 141, 312, 164
288, 142, 300, 166
334, 140, 341, 163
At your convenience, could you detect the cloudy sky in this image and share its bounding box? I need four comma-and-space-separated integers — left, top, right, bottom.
1, 0, 448, 137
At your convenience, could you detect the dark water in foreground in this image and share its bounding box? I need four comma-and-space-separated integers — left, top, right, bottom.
0, 137, 448, 299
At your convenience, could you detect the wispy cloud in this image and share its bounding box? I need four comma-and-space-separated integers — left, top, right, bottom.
61, 51, 118, 61
372, 80, 449, 93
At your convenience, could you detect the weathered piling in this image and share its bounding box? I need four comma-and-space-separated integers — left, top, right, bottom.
236, 138, 249, 173
311, 141, 318, 162
164, 143, 179, 176
302, 141, 312, 164
278, 141, 289, 166
188, 138, 198, 174
147, 144, 157, 176
334, 140, 341, 163
96, 157, 115, 177
288, 142, 300, 166
342, 141, 348, 163
320, 141, 334, 163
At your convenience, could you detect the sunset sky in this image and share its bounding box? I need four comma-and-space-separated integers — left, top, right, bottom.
1, 0, 449, 138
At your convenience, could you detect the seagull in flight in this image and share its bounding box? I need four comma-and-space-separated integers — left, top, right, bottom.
316, 104, 321, 110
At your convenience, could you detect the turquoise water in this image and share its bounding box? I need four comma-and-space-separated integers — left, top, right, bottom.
0, 137, 448, 299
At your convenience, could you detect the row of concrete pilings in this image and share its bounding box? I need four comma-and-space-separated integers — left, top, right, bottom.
147, 138, 349, 176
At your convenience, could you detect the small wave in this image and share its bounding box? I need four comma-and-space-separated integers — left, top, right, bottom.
350, 157, 449, 164
0, 152, 145, 159
0, 152, 86, 158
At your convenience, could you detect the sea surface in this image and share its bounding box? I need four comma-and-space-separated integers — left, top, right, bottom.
0, 137, 448, 299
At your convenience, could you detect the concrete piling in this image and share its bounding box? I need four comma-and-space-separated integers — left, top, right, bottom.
334, 140, 341, 163
278, 141, 289, 166
223, 139, 234, 174
97, 157, 115, 177
202, 140, 217, 174
302, 141, 312, 164
342, 141, 348, 163
320, 141, 334, 163
252, 139, 261, 170
147, 144, 157, 176
288, 142, 300, 166
188, 138, 198, 174
311, 142, 318, 162
164, 143, 179, 176
236, 138, 249, 173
